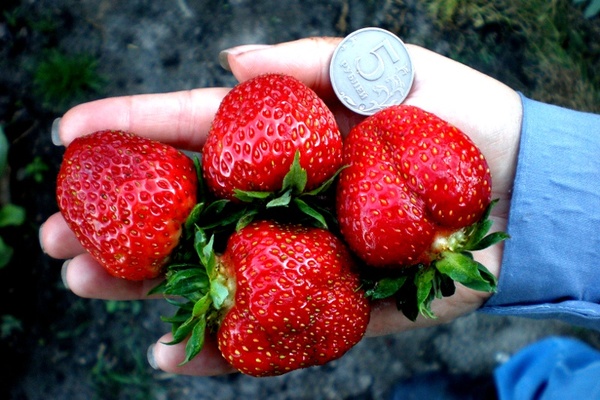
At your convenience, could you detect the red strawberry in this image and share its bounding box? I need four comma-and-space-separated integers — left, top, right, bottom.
202, 73, 343, 201
156, 220, 370, 377
56, 130, 198, 280
336, 105, 506, 318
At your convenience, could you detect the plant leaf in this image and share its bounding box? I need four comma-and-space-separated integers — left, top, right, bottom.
303, 164, 348, 196
415, 267, 437, 319
281, 150, 307, 194
233, 189, 272, 203
436, 252, 497, 292
192, 293, 212, 317
469, 231, 510, 251
293, 198, 328, 229
0, 204, 26, 228
210, 280, 229, 309
0, 237, 14, 269
181, 316, 207, 365
266, 189, 292, 208
365, 276, 407, 300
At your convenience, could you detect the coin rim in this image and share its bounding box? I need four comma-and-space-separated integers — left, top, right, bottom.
329, 27, 415, 116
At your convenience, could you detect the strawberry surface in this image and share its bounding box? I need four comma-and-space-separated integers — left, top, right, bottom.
202, 73, 343, 201
153, 217, 370, 377
56, 130, 197, 280
337, 105, 492, 268
216, 221, 370, 376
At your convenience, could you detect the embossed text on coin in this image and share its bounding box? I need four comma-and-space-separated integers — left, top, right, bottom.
330, 27, 414, 115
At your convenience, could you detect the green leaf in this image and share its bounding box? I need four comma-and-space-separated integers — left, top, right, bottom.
147, 279, 168, 296
0, 126, 9, 175
183, 203, 205, 237
167, 314, 198, 345
235, 209, 258, 231
463, 219, 493, 250
395, 279, 419, 322
366, 276, 407, 299
234, 189, 271, 203
436, 252, 497, 292
192, 293, 212, 317
182, 316, 207, 365
210, 280, 229, 309
293, 198, 328, 229
193, 155, 206, 199
281, 150, 307, 194
0, 204, 26, 228
584, 0, 600, 18
164, 269, 210, 299
266, 189, 292, 208
0, 237, 14, 269
198, 235, 216, 275
415, 267, 437, 319
469, 231, 510, 251
303, 164, 348, 196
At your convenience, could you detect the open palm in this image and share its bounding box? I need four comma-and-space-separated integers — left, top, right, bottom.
40, 37, 522, 375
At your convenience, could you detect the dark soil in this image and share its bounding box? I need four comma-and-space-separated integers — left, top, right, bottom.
1, 1, 599, 399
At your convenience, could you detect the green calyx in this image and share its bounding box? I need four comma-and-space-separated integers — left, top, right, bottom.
149, 152, 344, 365
149, 157, 237, 365
364, 199, 509, 321
233, 151, 344, 230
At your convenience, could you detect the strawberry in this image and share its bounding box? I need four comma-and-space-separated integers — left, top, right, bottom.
56, 130, 198, 280
336, 105, 507, 319
202, 73, 343, 202
154, 220, 370, 377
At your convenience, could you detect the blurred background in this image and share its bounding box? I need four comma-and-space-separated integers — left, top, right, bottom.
1, 1, 599, 399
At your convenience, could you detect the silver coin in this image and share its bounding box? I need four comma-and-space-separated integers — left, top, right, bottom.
330, 27, 414, 116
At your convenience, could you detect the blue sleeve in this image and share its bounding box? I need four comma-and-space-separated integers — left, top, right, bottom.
480, 94, 600, 330
494, 337, 600, 400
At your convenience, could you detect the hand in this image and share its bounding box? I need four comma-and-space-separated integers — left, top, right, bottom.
40, 36, 523, 376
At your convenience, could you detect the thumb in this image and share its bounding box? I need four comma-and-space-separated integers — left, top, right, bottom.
220, 37, 342, 101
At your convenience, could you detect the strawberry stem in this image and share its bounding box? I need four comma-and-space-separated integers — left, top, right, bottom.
364, 199, 507, 321
231, 150, 342, 229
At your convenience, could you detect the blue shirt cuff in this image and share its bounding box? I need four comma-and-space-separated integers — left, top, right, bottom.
480, 94, 600, 331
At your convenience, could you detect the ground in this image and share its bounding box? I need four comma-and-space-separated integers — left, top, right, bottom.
1, 1, 599, 399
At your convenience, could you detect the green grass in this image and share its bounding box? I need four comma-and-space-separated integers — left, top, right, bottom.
33, 49, 105, 112
420, 0, 600, 113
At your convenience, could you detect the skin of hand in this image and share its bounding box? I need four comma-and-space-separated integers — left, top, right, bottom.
39, 36, 523, 376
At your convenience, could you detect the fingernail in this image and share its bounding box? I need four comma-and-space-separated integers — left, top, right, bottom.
61, 260, 71, 290
147, 344, 159, 370
39, 223, 46, 254
218, 44, 272, 71
51, 118, 63, 146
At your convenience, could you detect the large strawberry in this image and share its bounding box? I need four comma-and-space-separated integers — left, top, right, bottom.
56, 130, 198, 280
154, 219, 370, 377
336, 105, 507, 319
202, 73, 343, 202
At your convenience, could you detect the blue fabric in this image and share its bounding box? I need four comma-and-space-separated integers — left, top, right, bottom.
494, 337, 600, 400
480, 95, 600, 330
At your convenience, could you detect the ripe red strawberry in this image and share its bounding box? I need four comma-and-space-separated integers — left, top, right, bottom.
336, 105, 506, 318
202, 73, 343, 201
156, 220, 370, 377
56, 130, 198, 280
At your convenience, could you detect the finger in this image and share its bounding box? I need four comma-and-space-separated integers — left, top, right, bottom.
56, 87, 230, 148
63, 254, 163, 300
40, 212, 85, 259
224, 37, 364, 134
224, 37, 342, 102
366, 288, 488, 337
150, 333, 235, 376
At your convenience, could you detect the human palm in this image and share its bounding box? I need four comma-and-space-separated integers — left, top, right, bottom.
40, 37, 522, 375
